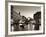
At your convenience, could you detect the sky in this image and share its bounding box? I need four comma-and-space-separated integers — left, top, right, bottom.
13, 6, 41, 19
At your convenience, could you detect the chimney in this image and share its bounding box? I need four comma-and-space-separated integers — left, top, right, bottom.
19, 12, 20, 15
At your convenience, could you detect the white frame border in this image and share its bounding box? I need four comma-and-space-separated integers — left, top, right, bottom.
8, 2, 44, 35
